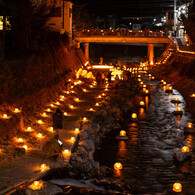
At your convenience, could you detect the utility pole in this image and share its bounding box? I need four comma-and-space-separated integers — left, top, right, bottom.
174, 0, 177, 35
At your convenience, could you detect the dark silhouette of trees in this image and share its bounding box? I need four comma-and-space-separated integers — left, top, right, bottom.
0, 0, 51, 58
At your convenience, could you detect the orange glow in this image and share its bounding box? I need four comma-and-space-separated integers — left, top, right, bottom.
148, 74, 151, 77
41, 112, 47, 117
187, 123, 193, 128
177, 107, 182, 112
143, 84, 146, 88
29, 181, 43, 190
62, 149, 70, 157
173, 183, 182, 192
152, 76, 154, 79
75, 128, 79, 134
14, 108, 21, 113
114, 162, 123, 170
92, 65, 114, 69
15, 137, 24, 143
83, 89, 87, 92
175, 97, 179, 101
83, 117, 87, 122
37, 120, 44, 124
98, 95, 102, 98
66, 91, 70, 94
2, 114, 9, 119
70, 137, 75, 143
46, 108, 51, 112
36, 133, 43, 138
120, 130, 126, 137
131, 113, 137, 119
145, 89, 149, 94
40, 164, 50, 172
23, 145, 28, 150
89, 108, 94, 111
48, 127, 54, 133
56, 101, 60, 105
163, 81, 166, 85
181, 146, 190, 152
191, 94, 195, 97
50, 104, 55, 107
64, 112, 68, 116
69, 105, 74, 109
26, 127, 33, 132
95, 103, 99, 106
140, 101, 145, 106
168, 86, 172, 90
75, 98, 79, 102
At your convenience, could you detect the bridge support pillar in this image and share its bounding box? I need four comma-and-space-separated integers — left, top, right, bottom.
76, 42, 80, 49
84, 42, 89, 61
148, 43, 154, 65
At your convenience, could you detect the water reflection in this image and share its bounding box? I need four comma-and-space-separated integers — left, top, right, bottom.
118, 141, 127, 158
186, 134, 193, 149
139, 108, 146, 119
145, 96, 149, 110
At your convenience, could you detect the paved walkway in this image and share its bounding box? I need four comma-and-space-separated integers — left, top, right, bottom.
0, 79, 109, 194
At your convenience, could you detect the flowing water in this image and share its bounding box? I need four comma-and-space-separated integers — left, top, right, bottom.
49, 79, 195, 194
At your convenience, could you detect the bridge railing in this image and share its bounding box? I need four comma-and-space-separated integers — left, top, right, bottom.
75, 29, 168, 37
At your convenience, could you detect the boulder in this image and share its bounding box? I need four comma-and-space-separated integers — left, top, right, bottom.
173, 151, 192, 162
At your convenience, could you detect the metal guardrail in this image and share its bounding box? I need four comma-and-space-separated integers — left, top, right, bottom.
75, 29, 168, 38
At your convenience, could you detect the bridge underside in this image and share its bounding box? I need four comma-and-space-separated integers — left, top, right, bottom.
75, 36, 172, 64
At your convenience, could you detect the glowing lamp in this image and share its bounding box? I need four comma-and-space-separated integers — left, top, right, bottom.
62, 149, 70, 156
102, 93, 105, 96
68, 79, 71, 82
90, 108, 94, 111
143, 84, 146, 88
161, 80, 164, 83
98, 95, 102, 98
46, 108, 51, 112
51, 104, 55, 107
120, 130, 126, 137
70, 105, 74, 109
37, 120, 44, 124
14, 108, 20, 113
83, 89, 87, 92
29, 181, 43, 190
42, 112, 47, 117
90, 85, 94, 88
138, 78, 141, 82
152, 76, 155, 80
37, 133, 43, 138
173, 182, 182, 192
70, 137, 75, 143
181, 146, 190, 152
95, 103, 99, 106
138, 75, 141, 78
40, 164, 50, 173
3, 114, 9, 119
131, 113, 137, 119
66, 91, 70, 94
187, 123, 193, 128
17, 138, 24, 143
140, 82, 143, 85
56, 101, 60, 105
191, 94, 195, 97
175, 97, 179, 101
83, 117, 87, 121
64, 112, 68, 116
75, 98, 79, 102
114, 162, 123, 170
60, 98, 64, 101
177, 107, 181, 112
23, 145, 28, 150
71, 90, 75, 93
75, 128, 79, 134
26, 127, 33, 132
60, 95, 65, 99
48, 127, 54, 133
145, 89, 149, 94
168, 86, 172, 90
163, 81, 166, 85
140, 101, 145, 106
148, 74, 151, 77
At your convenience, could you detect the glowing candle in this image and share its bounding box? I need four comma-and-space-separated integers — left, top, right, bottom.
168, 86, 172, 90
131, 113, 137, 119
37, 120, 44, 124
173, 182, 182, 192
163, 81, 166, 85
187, 123, 193, 128
75, 98, 79, 102
46, 108, 51, 112
83, 89, 87, 92
102, 93, 105, 96
48, 127, 54, 133
75, 128, 79, 134
98, 95, 102, 98
70, 137, 75, 143
62, 149, 70, 156
64, 112, 68, 116
66, 91, 70, 94
70, 105, 74, 109
191, 94, 195, 97
26, 127, 33, 132
56, 101, 60, 105
23, 145, 28, 150
50, 104, 54, 107
181, 146, 190, 152
177, 107, 182, 112
148, 74, 151, 77
37, 133, 43, 138
95, 103, 99, 106
89, 108, 94, 111
16, 138, 24, 143
140, 101, 145, 106
143, 84, 146, 88
152, 76, 155, 80
120, 130, 126, 137
90, 85, 94, 88
174, 97, 179, 101
3, 114, 9, 119
29, 181, 43, 190
14, 108, 20, 113
40, 164, 49, 172
83, 117, 87, 121
145, 89, 149, 94
42, 112, 47, 117
114, 162, 123, 170
68, 79, 71, 82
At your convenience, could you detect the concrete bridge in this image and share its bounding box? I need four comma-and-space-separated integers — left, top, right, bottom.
74, 29, 172, 64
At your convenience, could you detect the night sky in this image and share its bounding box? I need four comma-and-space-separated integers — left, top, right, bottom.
73, 0, 192, 17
